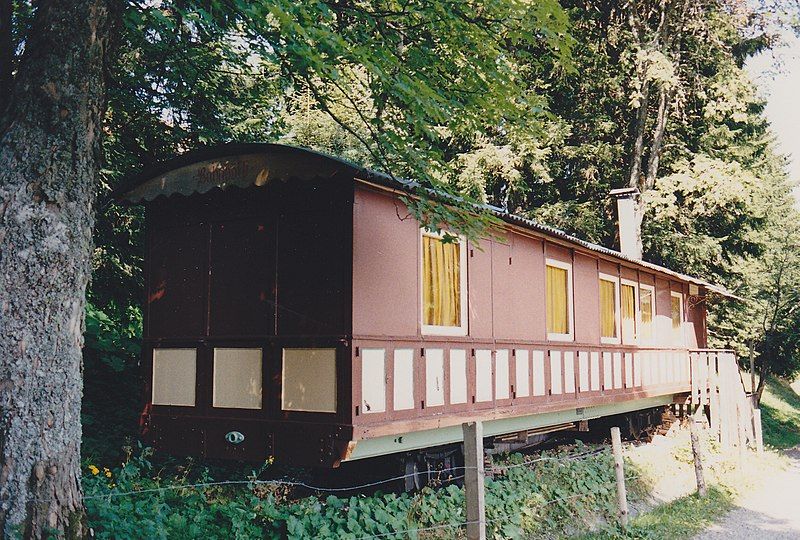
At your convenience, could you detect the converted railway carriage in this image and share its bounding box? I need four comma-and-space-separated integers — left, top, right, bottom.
116, 143, 733, 469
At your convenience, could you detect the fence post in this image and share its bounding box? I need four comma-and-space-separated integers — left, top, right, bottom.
753, 408, 764, 454
463, 421, 486, 540
610, 427, 628, 527
689, 419, 707, 496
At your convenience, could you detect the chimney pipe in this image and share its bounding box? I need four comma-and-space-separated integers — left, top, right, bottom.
610, 187, 640, 260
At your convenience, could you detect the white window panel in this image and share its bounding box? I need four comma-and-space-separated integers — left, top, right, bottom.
624, 353, 633, 388
515, 350, 530, 398
613, 353, 623, 389
564, 351, 575, 394
603, 352, 613, 390
550, 350, 562, 395
633, 353, 642, 386
361, 348, 386, 414
532, 350, 546, 396
393, 349, 415, 411
495, 350, 510, 400
425, 349, 445, 407
590, 351, 600, 391
475, 349, 493, 402
449, 349, 468, 405
579, 351, 590, 392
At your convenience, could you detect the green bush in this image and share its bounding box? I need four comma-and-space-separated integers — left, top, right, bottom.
84, 443, 645, 539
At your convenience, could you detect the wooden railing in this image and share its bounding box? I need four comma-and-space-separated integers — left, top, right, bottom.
689, 349, 758, 449
351, 338, 693, 428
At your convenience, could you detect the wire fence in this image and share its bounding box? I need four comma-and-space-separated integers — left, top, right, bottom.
73, 443, 618, 503
63, 439, 651, 540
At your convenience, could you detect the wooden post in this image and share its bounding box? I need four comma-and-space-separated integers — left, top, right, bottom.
689, 419, 707, 496
753, 408, 764, 454
611, 427, 628, 527
749, 340, 756, 397
463, 421, 486, 540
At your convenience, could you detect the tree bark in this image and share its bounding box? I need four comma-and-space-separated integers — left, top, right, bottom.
0, 0, 12, 117
0, 1, 110, 537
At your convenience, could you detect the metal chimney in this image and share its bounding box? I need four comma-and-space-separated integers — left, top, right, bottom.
609, 187, 640, 259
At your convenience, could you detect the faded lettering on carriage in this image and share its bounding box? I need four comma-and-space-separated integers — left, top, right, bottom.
194, 159, 251, 186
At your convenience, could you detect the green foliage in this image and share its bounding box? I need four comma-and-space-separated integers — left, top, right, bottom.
82, 302, 142, 462
83, 443, 648, 539
642, 155, 768, 278
760, 377, 800, 449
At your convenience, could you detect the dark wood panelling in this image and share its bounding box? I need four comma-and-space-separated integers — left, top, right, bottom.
146, 223, 207, 338
275, 181, 352, 337
209, 218, 274, 336
144, 180, 353, 340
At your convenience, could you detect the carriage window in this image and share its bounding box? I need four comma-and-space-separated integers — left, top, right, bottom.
546, 260, 573, 340
421, 232, 467, 336
152, 348, 196, 406
213, 348, 262, 409
671, 291, 684, 344
640, 285, 654, 343
599, 274, 620, 343
621, 282, 637, 343
282, 348, 337, 413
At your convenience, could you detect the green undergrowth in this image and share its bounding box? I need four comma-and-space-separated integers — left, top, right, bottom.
579, 485, 735, 540
83, 442, 648, 539
760, 376, 800, 449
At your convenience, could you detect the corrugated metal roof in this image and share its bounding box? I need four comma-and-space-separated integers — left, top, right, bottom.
116, 143, 738, 298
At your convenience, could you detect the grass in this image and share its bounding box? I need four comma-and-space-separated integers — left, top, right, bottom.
760, 376, 800, 449
579, 486, 735, 540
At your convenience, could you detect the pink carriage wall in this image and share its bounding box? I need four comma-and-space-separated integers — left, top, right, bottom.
352, 185, 705, 348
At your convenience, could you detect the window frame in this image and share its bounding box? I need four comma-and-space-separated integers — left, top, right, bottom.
420, 229, 469, 337
670, 290, 685, 345
598, 272, 621, 345
545, 258, 575, 342
620, 278, 640, 345
639, 283, 655, 346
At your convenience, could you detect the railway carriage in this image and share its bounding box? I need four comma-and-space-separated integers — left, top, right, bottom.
115, 143, 733, 470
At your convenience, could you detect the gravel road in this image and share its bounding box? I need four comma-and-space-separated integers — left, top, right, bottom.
693, 447, 800, 539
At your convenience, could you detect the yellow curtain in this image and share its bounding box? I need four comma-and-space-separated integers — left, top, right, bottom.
422, 236, 461, 327
671, 295, 681, 329
640, 289, 653, 342
600, 279, 617, 338
621, 284, 636, 341
546, 265, 568, 334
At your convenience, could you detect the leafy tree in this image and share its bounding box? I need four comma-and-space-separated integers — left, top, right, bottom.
0, 0, 574, 535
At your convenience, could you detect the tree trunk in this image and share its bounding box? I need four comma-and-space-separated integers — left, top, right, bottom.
644, 86, 670, 191
627, 83, 650, 192
0, 0, 12, 116
0, 1, 110, 537
755, 363, 768, 406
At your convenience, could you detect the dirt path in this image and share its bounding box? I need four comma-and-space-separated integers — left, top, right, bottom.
694, 448, 800, 539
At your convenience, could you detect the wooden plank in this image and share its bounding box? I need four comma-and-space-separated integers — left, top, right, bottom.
709, 355, 721, 442
699, 353, 708, 406
463, 421, 486, 540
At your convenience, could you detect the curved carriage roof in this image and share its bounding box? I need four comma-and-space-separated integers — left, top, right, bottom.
115, 143, 736, 298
